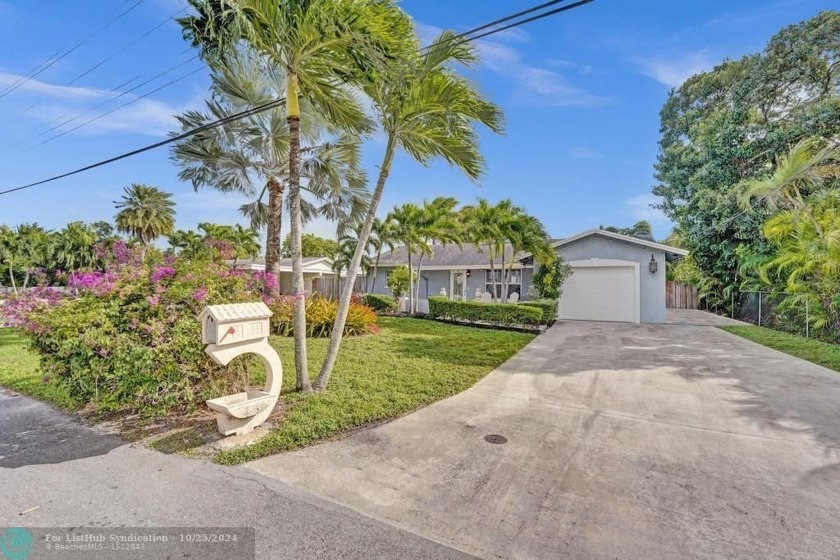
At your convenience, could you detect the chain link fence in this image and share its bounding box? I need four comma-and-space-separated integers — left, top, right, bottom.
729, 291, 813, 338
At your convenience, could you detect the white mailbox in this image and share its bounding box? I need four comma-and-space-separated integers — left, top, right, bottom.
199, 302, 272, 346
199, 301, 282, 437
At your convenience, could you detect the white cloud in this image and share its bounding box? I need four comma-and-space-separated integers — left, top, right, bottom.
626, 193, 669, 223
635, 49, 716, 88
569, 147, 602, 160
419, 21, 606, 107
0, 70, 198, 137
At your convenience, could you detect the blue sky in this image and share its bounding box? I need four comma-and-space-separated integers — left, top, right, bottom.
0, 0, 835, 242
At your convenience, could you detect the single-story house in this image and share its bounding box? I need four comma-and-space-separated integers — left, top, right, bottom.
228, 257, 362, 296
370, 228, 688, 324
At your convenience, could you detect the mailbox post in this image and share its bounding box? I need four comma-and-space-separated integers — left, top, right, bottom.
198, 302, 282, 436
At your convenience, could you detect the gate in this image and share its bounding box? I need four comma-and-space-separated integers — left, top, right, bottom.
666, 281, 697, 309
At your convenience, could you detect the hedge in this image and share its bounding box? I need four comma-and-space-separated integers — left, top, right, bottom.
362, 293, 398, 313
519, 299, 558, 325
428, 297, 543, 326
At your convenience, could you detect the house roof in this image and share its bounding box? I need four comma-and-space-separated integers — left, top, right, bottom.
549, 229, 688, 260
199, 302, 272, 322
376, 229, 688, 269
227, 257, 362, 277
376, 243, 530, 269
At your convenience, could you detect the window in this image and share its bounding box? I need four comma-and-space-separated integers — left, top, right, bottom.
485, 269, 521, 299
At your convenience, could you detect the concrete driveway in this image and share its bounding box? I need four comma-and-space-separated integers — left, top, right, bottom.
247, 310, 840, 559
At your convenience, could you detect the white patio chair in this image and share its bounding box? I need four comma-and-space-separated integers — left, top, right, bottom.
508, 292, 520, 303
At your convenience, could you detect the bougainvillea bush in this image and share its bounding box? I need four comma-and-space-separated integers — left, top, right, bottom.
3, 242, 380, 416
4, 249, 263, 415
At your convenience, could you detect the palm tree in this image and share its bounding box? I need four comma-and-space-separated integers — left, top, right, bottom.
53, 221, 98, 275
505, 213, 555, 300
168, 229, 206, 260
461, 199, 503, 301
739, 138, 840, 237
181, 0, 410, 391
173, 51, 369, 297
412, 197, 461, 309
386, 203, 428, 314
114, 185, 176, 262
316, 31, 504, 389
368, 217, 394, 293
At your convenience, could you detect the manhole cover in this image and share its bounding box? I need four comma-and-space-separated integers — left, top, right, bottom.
484, 434, 508, 445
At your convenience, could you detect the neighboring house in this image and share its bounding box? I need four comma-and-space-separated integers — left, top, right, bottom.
228, 257, 362, 297
370, 228, 687, 324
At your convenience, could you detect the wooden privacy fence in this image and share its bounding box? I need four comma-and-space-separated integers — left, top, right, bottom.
666, 281, 697, 309
311, 276, 364, 300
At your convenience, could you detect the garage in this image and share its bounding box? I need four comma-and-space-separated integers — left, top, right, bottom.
557, 259, 640, 323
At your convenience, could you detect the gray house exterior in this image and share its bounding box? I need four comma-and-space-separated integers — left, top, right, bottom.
370, 229, 687, 324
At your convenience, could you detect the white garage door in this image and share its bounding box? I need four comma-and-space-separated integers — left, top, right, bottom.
558, 261, 639, 323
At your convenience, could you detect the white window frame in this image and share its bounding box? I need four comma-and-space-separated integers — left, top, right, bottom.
485, 269, 522, 299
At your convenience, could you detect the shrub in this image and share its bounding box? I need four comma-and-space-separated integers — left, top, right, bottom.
362, 293, 398, 313
428, 297, 543, 326
7, 254, 260, 416
533, 257, 572, 299
386, 265, 414, 298
266, 296, 377, 337
519, 299, 558, 325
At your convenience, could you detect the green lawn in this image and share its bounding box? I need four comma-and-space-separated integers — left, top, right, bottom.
720, 325, 840, 373
216, 317, 534, 464
0, 328, 78, 408
0, 318, 534, 465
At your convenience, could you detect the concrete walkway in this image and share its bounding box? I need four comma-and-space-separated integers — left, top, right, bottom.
247, 310, 840, 559
0, 391, 470, 559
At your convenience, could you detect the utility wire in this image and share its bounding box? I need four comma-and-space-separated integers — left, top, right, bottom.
24, 65, 205, 153
0, 0, 595, 196
33, 56, 199, 139
0, 0, 146, 100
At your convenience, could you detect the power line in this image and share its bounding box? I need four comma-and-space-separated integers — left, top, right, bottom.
0, 0, 596, 196
32, 56, 199, 140
0, 0, 146, 100
24, 65, 204, 152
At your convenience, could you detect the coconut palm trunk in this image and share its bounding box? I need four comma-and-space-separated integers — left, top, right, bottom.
287, 75, 311, 392
264, 178, 284, 296
370, 250, 381, 293
488, 243, 497, 302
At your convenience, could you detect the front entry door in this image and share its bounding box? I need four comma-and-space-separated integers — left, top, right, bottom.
450, 270, 467, 300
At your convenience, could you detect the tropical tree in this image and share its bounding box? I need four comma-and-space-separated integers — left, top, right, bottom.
281, 233, 339, 259
114, 184, 176, 262
53, 221, 98, 274
168, 229, 207, 260
316, 30, 504, 389
173, 51, 368, 296
385, 203, 427, 314
461, 198, 503, 301
368, 217, 394, 293
181, 0, 411, 391
739, 138, 840, 236
411, 197, 461, 308
602, 220, 653, 239
504, 212, 555, 300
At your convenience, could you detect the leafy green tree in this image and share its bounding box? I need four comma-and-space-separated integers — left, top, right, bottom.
168, 229, 208, 260
602, 220, 653, 239
181, 0, 410, 392
653, 11, 840, 306
461, 198, 504, 300
385, 203, 427, 314
281, 233, 339, 259
386, 264, 414, 298
114, 184, 176, 262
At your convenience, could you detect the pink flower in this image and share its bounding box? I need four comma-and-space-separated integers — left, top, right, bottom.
151, 266, 176, 283
193, 286, 208, 302
146, 295, 160, 307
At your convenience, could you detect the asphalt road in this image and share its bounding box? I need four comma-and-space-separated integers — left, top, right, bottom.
0, 390, 471, 559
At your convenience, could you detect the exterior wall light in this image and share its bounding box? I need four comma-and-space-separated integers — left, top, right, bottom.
649, 253, 658, 274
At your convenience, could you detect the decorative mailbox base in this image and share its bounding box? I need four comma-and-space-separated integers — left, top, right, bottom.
199, 303, 281, 437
